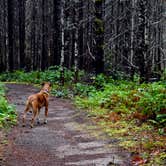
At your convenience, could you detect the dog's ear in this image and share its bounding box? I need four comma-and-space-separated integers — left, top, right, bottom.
41, 82, 45, 86
48, 82, 52, 87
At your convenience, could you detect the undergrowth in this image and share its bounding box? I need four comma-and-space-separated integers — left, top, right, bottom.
76, 81, 166, 126
75, 80, 166, 165
0, 83, 17, 128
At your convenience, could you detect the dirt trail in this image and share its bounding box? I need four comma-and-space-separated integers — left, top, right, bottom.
3, 83, 131, 166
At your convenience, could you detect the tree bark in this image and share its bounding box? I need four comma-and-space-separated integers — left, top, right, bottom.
19, 0, 26, 69
41, 0, 48, 70
94, 0, 104, 74
7, 0, 14, 71
52, 0, 61, 66
60, 1, 65, 85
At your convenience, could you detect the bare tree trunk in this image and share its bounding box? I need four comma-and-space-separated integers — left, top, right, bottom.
7, 0, 14, 71
74, 34, 79, 83
41, 0, 48, 70
0, 0, 8, 71
78, 0, 84, 70
32, 1, 36, 70
74, 1, 79, 83
19, 0, 26, 69
130, 0, 135, 79
52, 0, 61, 66
136, 0, 149, 83
94, 0, 104, 74
60, 1, 65, 85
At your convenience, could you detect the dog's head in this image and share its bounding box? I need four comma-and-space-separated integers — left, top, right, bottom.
41, 82, 52, 94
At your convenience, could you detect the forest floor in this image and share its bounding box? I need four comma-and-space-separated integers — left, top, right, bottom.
0, 83, 131, 166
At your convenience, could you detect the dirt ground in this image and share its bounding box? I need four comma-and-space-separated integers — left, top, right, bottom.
2, 83, 131, 166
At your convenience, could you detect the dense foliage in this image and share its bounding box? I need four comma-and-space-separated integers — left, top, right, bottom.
0, 83, 17, 128
0, 66, 83, 83
76, 80, 166, 126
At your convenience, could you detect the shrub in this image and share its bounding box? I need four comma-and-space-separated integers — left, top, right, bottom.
76, 80, 166, 126
0, 83, 17, 128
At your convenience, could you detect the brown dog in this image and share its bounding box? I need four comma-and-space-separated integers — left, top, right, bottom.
22, 82, 51, 128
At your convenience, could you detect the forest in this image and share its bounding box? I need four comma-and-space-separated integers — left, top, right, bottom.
0, 0, 166, 165
0, 0, 165, 81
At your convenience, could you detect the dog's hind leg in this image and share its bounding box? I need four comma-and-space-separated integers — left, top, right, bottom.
44, 105, 48, 124
37, 109, 41, 124
22, 102, 30, 127
30, 109, 38, 128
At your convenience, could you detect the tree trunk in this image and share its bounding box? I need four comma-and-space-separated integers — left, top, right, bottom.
41, 0, 48, 70
7, 0, 14, 71
129, 0, 136, 80
52, 0, 61, 66
19, 0, 26, 69
94, 0, 104, 74
74, 1, 79, 83
60, 1, 65, 85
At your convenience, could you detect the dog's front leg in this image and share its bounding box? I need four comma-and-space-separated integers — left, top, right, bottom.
30, 109, 38, 128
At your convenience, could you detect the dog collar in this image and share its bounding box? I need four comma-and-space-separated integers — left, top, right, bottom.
43, 89, 49, 95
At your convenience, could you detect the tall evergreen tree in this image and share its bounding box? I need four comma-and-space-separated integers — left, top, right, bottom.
18, 0, 26, 69
7, 0, 14, 71
52, 0, 61, 66
94, 0, 104, 74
